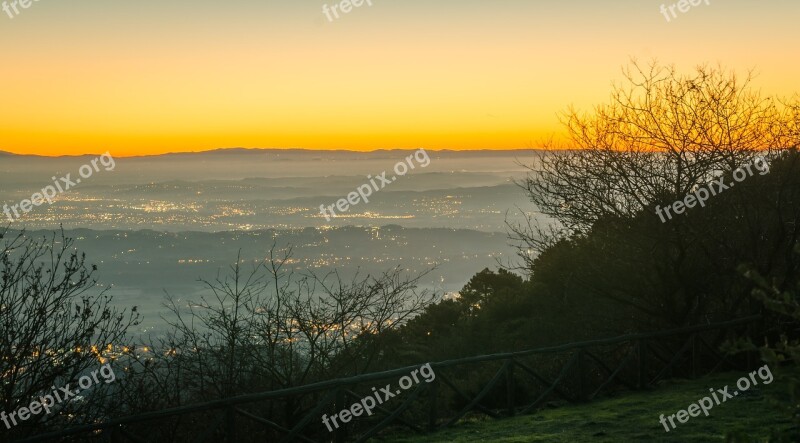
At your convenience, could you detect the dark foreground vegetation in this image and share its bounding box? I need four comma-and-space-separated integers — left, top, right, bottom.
2, 61, 800, 441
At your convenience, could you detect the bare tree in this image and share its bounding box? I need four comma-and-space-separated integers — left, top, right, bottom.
121, 245, 437, 416
509, 61, 800, 327
0, 228, 139, 436
516, 61, 797, 243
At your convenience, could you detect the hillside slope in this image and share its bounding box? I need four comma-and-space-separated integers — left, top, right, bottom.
385, 369, 795, 442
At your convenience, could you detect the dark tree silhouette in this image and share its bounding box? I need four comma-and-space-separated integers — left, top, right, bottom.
0, 228, 139, 437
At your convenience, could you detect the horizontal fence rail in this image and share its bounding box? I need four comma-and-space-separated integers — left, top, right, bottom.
11, 315, 761, 443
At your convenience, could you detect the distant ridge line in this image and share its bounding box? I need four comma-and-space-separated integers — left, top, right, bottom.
0, 147, 555, 159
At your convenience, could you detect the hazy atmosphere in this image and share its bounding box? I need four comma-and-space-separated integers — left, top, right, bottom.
2, 1, 800, 442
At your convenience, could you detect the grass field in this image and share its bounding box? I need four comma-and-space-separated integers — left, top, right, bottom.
383, 368, 797, 442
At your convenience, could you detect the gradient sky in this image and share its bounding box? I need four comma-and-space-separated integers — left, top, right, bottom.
1, 0, 798, 156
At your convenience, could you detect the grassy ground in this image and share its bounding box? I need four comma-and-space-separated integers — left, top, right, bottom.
382, 369, 796, 442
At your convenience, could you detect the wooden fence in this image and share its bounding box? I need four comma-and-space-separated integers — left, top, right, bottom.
13, 315, 761, 443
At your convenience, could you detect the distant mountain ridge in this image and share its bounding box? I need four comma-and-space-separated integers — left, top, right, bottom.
0, 147, 546, 160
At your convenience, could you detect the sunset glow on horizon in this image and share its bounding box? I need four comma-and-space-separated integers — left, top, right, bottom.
2, 0, 799, 157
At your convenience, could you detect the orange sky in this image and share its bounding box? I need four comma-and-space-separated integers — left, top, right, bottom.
1, 0, 798, 156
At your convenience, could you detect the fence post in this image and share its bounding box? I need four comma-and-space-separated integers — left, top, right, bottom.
506, 360, 516, 416
637, 339, 648, 389
746, 322, 754, 370
225, 405, 236, 443
576, 349, 587, 401
334, 389, 347, 443
691, 333, 698, 378
428, 378, 438, 431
